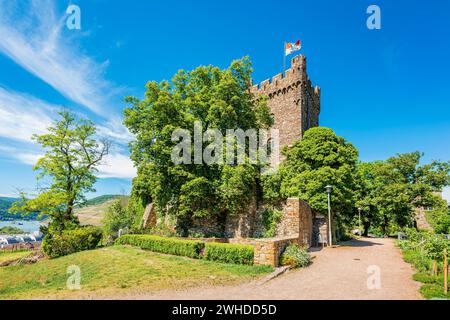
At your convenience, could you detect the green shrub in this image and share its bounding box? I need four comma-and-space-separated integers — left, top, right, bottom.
260, 208, 282, 238
115, 234, 204, 259
280, 244, 311, 268
103, 198, 132, 240
42, 226, 103, 258
204, 243, 254, 265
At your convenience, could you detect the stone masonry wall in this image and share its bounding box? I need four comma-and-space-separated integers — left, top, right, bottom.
275, 198, 313, 246
250, 55, 320, 166
229, 236, 300, 267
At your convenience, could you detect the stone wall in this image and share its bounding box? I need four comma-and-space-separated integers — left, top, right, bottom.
229, 236, 300, 267
275, 198, 313, 246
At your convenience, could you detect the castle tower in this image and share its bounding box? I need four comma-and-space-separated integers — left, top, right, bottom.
251, 55, 321, 164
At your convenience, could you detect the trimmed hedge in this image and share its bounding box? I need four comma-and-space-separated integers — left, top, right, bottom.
204, 242, 254, 265
115, 234, 204, 259
42, 226, 103, 258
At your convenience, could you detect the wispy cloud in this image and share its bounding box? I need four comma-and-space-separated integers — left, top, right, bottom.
443, 187, 450, 204
0, 143, 136, 180
0, 0, 120, 116
0, 86, 55, 142
0, 1, 136, 181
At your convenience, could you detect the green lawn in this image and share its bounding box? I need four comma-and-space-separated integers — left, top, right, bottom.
0, 245, 272, 299
0, 250, 32, 264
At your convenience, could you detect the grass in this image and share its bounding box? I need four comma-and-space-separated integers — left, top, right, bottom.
0, 245, 272, 299
0, 250, 32, 264
397, 243, 449, 300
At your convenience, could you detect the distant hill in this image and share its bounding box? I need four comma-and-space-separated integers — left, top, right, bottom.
76, 195, 128, 227
0, 195, 125, 222
79, 195, 123, 207
0, 197, 41, 221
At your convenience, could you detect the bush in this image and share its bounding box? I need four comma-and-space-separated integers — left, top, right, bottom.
280, 244, 311, 268
42, 226, 103, 258
103, 198, 132, 240
204, 243, 254, 265
115, 234, 204, 259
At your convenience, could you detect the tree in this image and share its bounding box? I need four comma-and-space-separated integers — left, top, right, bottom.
123, 57, 272, 235
263, 127, 359, 220
355, 152, 450, 235
10, 111, 109, 233
354, 161, 384, 236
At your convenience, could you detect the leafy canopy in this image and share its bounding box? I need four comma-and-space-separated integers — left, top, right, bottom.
123, 57, 272, 228
263, 127, 359, 216
355, 152, 450, 234
10, 111, 109, 233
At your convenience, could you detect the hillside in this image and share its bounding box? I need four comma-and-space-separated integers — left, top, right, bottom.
1, 195, 124, 224
75, 195, 127, 227
0, 197, 40, 221
78, 195, 122, 207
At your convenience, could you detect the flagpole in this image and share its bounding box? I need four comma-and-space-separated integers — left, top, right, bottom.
283, 41, 286, 73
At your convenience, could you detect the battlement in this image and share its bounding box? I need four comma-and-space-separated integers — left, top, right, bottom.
251, 55, 315, 96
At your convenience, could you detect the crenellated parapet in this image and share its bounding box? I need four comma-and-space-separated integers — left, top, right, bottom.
250, 55, 307, 97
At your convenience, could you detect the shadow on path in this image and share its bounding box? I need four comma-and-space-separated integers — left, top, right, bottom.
337, 238, 384, 247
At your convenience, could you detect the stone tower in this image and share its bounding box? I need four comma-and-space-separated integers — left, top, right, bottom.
251, 55, 321, 163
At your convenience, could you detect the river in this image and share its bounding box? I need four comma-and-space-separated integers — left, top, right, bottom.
0, 220, 42, 233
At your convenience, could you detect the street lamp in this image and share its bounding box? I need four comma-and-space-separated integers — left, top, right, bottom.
325, 185, 332, 247
358, 207, 362, 237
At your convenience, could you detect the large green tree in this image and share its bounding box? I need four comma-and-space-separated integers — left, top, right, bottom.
10, 111, 109, 233
123, 57, 272, 234
355, 152, 450, 235
263, 127, 359, 220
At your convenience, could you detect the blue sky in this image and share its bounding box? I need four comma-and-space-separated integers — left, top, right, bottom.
0, 0, 449, 201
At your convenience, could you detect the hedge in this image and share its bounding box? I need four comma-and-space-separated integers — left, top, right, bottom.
204, 242, 254, 265
42, 226, 103, 258
115, 234, 204, 259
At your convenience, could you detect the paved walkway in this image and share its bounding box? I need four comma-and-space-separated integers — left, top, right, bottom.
120, 237, 422, 300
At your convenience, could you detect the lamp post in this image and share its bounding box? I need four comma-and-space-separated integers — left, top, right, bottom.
325, 185, 333, 247
358, 207, 362, 237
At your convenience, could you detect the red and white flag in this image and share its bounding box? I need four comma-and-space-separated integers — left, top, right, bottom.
285, 40, 301, 56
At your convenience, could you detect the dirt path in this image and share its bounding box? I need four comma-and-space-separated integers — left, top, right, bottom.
113, 237, 422, 300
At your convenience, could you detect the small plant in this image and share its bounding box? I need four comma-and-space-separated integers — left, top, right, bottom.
280, 244, 311, 268
260, 208, 282, 238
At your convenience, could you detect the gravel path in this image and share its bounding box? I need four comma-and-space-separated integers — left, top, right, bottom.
117, 237, 422, 300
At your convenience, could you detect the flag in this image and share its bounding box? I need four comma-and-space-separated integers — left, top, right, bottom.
285, 40, 301, 56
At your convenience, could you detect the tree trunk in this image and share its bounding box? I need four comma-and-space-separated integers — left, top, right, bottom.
363, 221, 370, 237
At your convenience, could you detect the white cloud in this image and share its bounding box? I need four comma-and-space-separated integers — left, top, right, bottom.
0, 1, 135, 180
97, 153, 136, 179
0, 0, 120, 116
0, 144, 136, 180
443, 187, 450, 204
0, 86, 54, 142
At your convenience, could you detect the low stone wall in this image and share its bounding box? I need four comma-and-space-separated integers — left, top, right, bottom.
229, 236, 300, 267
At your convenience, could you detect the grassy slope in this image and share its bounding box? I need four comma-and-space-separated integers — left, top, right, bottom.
0, 246, 272, 299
